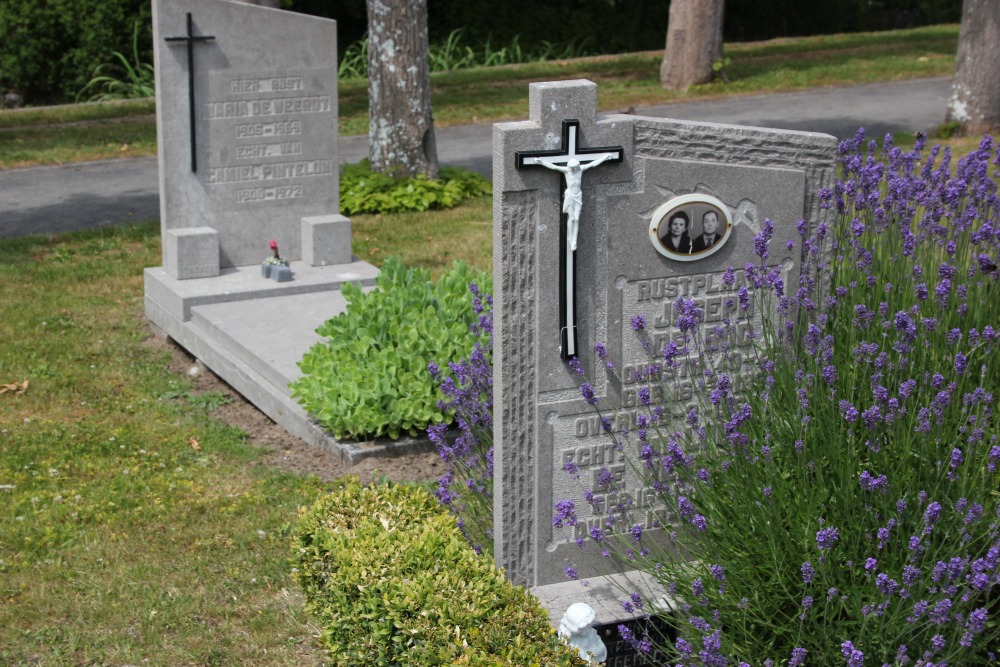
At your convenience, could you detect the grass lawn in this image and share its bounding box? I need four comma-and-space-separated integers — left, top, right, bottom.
0, 199, 490, 664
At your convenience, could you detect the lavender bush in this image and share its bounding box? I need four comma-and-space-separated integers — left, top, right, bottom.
552, 131, 1000, 666
428, 282, 495, 556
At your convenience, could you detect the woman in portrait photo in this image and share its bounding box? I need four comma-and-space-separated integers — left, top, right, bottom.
661, 210, 693, 254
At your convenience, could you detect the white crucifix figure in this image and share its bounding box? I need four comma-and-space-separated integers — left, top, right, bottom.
516, 119, 623, 359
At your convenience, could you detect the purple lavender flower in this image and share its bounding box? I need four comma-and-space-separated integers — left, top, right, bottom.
954, 351, 968, 375
553, 499, 577, 528
817, 526, 840, 550
801, 561, 815, 583
790, 647, 808, 667
860, 470, 889, 492
841, 640, 865, 667
637, 385, 651, 406
924, 502, 942, 529
631, 314, 646, 332
839, 400, 859, 423
930, 598, 952, 624
580, 382, 598, 406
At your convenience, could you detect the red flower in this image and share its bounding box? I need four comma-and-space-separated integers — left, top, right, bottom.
269, 240, 278, 251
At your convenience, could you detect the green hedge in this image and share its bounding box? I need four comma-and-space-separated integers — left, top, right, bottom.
292, 478, 585, 666
291, 258, 490, 440
0, 0, 151, 104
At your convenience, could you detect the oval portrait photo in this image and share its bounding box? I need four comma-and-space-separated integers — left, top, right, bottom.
648, 194, 733, 262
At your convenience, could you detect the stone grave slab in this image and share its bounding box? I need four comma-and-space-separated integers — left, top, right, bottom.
492, 79, 836, 629
144, 0, 417, 464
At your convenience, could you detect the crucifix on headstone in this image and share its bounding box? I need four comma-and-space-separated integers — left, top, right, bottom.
164, 12, 215, 172
516, 119, 622, 359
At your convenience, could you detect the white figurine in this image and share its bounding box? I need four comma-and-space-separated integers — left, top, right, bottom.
529, 154, 613, 251
558, 602, 607, 665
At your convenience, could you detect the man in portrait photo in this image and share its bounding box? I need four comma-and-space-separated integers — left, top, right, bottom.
692, 210, 723, 253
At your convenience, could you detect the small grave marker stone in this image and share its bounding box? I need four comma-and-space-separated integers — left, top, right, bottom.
492, 80, 836, 626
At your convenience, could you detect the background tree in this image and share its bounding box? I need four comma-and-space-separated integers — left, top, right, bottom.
946, 0, 1000, 134
365, 0, 439, 178
660, 0, 725, 91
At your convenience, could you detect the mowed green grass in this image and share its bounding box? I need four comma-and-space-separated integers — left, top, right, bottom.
0, 24, 959, 168
0, 201, 491, 665
0, 224, 324, 665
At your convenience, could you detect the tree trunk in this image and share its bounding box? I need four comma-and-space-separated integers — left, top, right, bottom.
947, 0, 1000, 134
366, 0, 439, 178
660, 0, 725, 91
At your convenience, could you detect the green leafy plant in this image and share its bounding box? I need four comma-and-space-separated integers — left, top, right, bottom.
76, 19, 154, 102
427, 28, 478, 72
292, 477, 585, 667
336, 29, 595, 81
339, 159, 491, 215
291, 258, 491, 440
337, 36, 368, 80
185, 391, 232, 412
712, 55, 732, 83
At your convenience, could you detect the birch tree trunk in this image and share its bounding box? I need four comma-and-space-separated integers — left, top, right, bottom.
660, 0, 725, 91
366, 0, 439, 178
947, 0, 1000, 134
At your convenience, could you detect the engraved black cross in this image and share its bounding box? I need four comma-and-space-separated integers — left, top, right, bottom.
165, 12, 215, 172
516, 119, 622, 359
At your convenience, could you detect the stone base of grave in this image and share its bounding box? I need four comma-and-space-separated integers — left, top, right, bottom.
533, 570, 673, 665
143, 259, 436, 465
532, 569, 670, 629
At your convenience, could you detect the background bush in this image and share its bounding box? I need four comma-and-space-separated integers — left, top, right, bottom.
340, 160, 491, 215
291, 258, 491, 440
300, 0, 959, 63
292, 477, 585, 666
0, 0, 151, 104
0, 0, 960, 105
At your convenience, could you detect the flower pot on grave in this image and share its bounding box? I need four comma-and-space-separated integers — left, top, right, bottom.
271, 265, 292, 282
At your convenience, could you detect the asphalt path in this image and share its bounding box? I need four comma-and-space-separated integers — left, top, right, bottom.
0, 77, 952, 240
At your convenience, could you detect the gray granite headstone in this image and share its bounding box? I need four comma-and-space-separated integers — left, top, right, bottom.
153, 0, 341, 277
492, 80, 837, 613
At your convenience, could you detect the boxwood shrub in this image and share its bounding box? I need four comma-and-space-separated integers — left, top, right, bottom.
292, 478, 585, 666
291, 258, 490, 440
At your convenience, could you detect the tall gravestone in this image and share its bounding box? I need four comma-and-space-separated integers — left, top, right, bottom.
153, 0, 345, 276
492, 80, 837, 635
